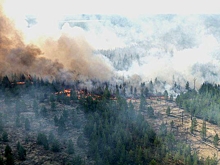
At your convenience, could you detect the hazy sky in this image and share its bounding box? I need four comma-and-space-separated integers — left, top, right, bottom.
2, 0, 220, 87
3, 0, 220, 17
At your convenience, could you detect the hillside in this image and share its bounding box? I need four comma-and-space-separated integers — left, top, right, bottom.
0, 77, 218, 165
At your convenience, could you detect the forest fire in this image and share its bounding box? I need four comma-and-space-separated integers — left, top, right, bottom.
64, 89, 71, 97
55, 88, 118, 101
16, 82, 25, 85
1, 0, 220, 163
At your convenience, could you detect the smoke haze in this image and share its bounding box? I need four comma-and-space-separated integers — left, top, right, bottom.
1, 0, 220, 90
0, 4, 114, 82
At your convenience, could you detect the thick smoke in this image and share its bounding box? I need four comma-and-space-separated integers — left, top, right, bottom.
37, 26, 114, 81
0, 6, 114, 83
75, 14, 220, 88
2, 0, 220, 90
0, 7, 42, 76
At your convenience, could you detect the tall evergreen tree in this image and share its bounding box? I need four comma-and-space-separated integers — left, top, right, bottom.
185, 81, 190, 90
190, 117, 197, 134
0, 156, 3, 165
25, 118, 30, 131
51, 139, 60, 152
6, 154, 14, 165
201, 120, 207, 140
213, 134, 219, 147
2, 131, 8, 142
67, 139, 74, 154
17, 142, 26, 160
166, 106, 171, 116
2, 76, 11, 88
164, 90, 168, 100
5, 145, 12, 157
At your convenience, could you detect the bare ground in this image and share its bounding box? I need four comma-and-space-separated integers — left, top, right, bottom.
130, 98, 220, 163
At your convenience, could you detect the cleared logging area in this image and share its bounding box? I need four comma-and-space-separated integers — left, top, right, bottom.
131, 98, 220, 163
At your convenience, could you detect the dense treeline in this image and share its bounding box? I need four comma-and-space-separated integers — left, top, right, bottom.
99, 48, 140, 71
0, 74, 218, 164
176, 82, 220, 125
80, 88, 214, 165
0, 75, 86, 165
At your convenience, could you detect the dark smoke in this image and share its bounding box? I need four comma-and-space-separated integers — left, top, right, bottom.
0, 7, 114, 83
0, 8, 43, 76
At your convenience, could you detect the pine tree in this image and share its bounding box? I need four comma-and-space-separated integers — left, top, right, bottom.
190, 117, 197, 134
170, 120, 174, 130
159, 122, 167, 136
170, 94, 173, 102
40, 106, 48, 117
6, 154, 14, 165
185, 81, 190, 90
103, 86, 111, 99
63, 110, 69, 120
70, 89, 78, 101
164, 90, 168, 100
0, 156, 3, 165
2, 76, 11, 88
0, 117, 3, 132
25, 118, 30, 131
37, 133, 49, 150
139, 96, 146, 111
77, 135, 85, 148
67, 139, 74, 154
51, 139, 60, 152
214, 134, 219, 147
149, 159, 157, 165
5, 145, 12, 157
134, 87, 137, 97
54, 116, 59, 126
58, 117, 65, 135
130, 86, 133, 94
201, 120, 207, 140
15, 117, 21, 127
51, 102, 56, 111
2, 131, 8, 142
166, 106, 171, 116
144, 87, 149, 98
50, 94, 55, 102
147, 106, 154, 118
72, 156, 84, 165
33, 100, 39, 113
17, 142, 26, 160
48, 132, 55, 143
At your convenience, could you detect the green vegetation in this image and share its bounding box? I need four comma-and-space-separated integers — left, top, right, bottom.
213, 134, 219, 147
176, 82, 220, 125
17, 142, 26, 160
25, 118, 31, 131
37, 133, 49, 150
82, 92, 202, 164
67, 139, 75, 154
2, 131, 8, 142
190, 117, 197, 134
201, 120, 207, 140
5, 145, 14, 165
0, 74, 218, 164
166, 106, 171, 116
51, 139, 60, 152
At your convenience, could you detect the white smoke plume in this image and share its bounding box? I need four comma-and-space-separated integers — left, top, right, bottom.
2, 0, 220, 90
